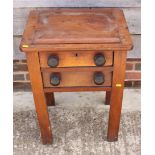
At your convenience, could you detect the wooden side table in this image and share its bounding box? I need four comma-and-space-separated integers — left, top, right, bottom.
20, 8, 133, 144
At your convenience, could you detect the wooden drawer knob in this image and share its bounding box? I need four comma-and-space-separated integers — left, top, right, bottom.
94, 53, 106, 66
50, 73, 61, 86
48, 55, 59, 67
94, 72, 105, 85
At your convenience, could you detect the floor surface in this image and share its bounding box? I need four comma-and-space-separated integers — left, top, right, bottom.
13, 89, 141, 155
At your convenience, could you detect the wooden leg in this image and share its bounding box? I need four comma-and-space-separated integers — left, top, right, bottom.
26, 52, 52, 144
45, 93, 55, 106
105, 91, 111, 105
107, 51, 127, 142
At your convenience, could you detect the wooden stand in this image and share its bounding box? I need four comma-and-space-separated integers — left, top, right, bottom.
20, 8, 132, 144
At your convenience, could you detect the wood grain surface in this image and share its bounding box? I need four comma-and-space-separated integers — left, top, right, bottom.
42, 69, 112, 87
20, 8, 132, 52
26, 52, 52, 144
39, 51, 113, 67
107, 51, 127, 141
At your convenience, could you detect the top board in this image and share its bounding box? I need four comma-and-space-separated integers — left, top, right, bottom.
20, 8, 133, 51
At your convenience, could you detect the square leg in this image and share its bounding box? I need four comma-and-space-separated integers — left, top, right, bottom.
107, 51, 127, 141
45, 93, 55, 106
26, 52, 52, 144
105, 91, 111, 105
107, 88, 124, 141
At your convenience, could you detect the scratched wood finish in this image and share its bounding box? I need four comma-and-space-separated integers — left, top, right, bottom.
39, 51, 113, 67
107, 51, 127, 141
33, 11, 120, 44
26, 52, 52, 144
42, 70, 112, 87
20, 8, 132, 52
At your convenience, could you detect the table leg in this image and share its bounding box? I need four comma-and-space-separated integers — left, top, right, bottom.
105, 91, 111, 105
26, 52, 52, 144
107, 51, 127, 142
45, 93, 55, 106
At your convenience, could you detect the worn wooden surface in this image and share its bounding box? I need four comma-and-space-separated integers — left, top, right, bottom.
19, 9, 132, 54
14, 0, 140, 8
20, 9, 132, 52
31, 10, 121, 44
39, 51, 113, 67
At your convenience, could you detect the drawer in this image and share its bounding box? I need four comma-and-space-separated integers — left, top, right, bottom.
42, 68, 112, 87
39, 51, 113, 68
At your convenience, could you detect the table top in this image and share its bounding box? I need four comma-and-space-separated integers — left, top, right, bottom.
20, 8, 133, 52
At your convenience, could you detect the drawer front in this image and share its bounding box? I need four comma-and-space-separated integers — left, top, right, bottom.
42, 69, 112, 87
39, 51, 113, 68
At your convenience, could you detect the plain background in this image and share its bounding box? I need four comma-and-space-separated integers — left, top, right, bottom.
0, 0, 154, 154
